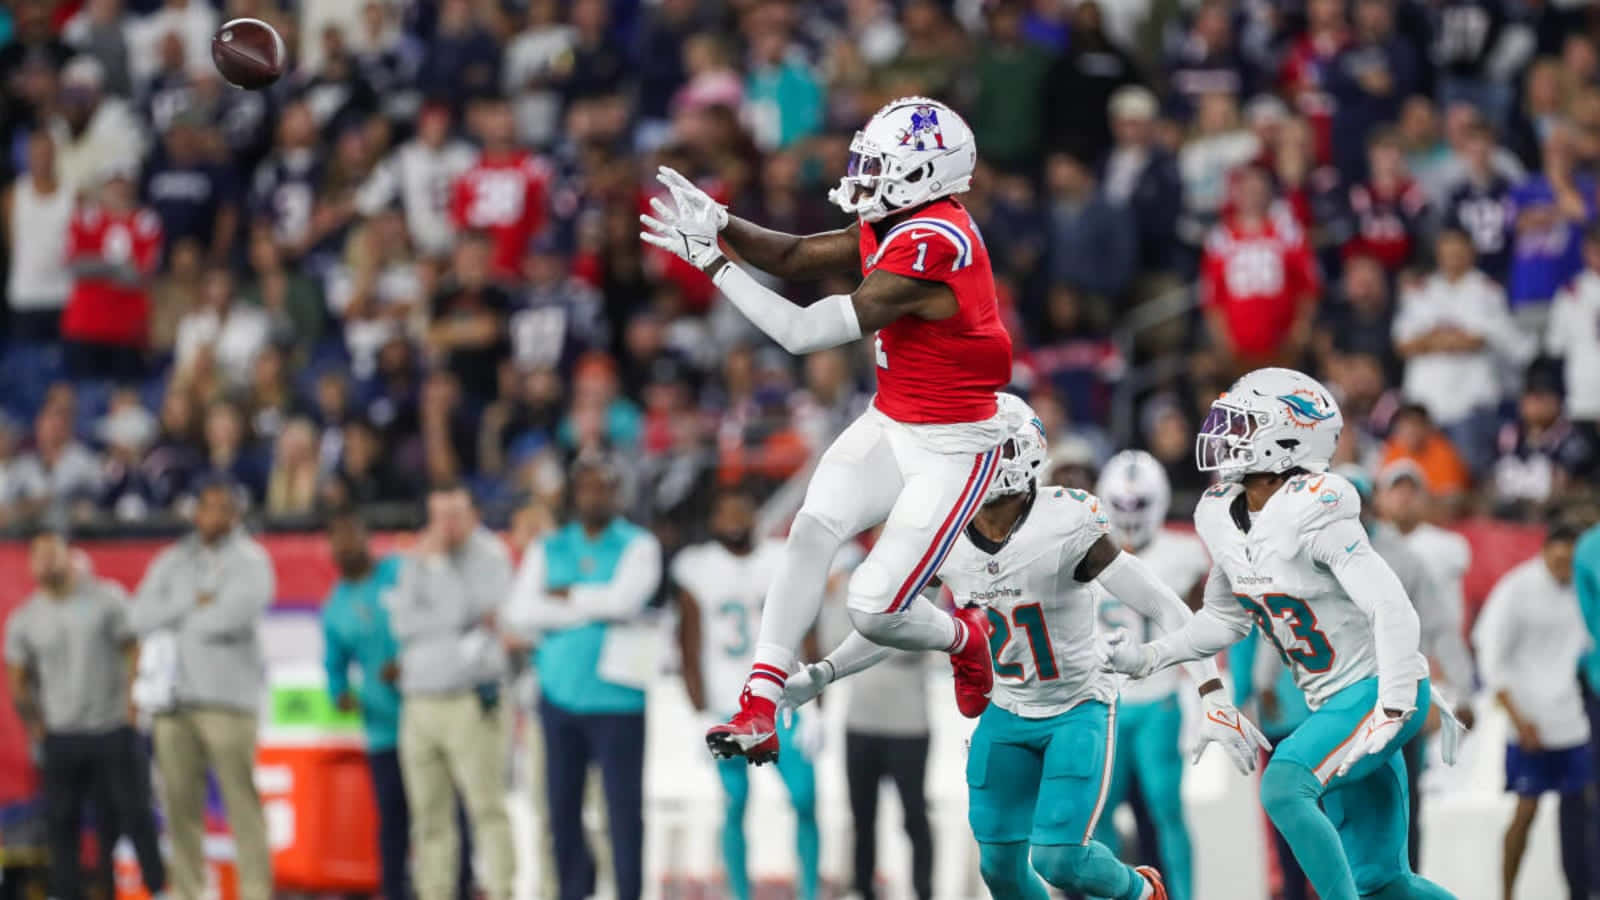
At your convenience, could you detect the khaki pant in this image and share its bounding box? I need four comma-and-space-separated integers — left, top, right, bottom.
153, 707, 271, 900
401, 692, 514, 900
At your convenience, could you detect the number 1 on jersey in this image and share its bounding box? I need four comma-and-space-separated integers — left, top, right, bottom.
911, 241, 929, 272
875, 335, 888, 369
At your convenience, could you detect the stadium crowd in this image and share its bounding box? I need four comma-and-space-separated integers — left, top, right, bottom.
6, 0, 1600, 899
3, 0, 1600, 540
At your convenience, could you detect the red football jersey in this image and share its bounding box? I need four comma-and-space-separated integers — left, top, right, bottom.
1200, 212, 1319, 357
857, 198, 1013, 424
1343, 178, 1429, 272
61, 205, 162, 347
450, 151, 550, 278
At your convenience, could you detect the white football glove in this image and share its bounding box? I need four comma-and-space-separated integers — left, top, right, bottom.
781, 660, 833, 710
1194, 692, 1273, 775
1333, 701, 1413, 778
638, 166, 727, 269
791, 709, 825, 758
1101, 632, 1158, 679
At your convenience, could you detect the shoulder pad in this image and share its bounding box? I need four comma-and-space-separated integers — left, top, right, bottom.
1035, 486, 1111, 537
869, 216, 973, 275
1193, 481, 1243, 544
1258, 472, 1359, 557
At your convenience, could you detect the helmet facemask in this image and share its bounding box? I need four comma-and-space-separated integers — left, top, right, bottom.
1106, 493, 1158, 550
1195, 399, 1273, 476
984, 417, 1048, 503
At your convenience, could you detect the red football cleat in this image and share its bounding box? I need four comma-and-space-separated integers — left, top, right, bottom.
1135, 866, 1168, 900
705, 686, 780, 765
949, 606, 993, 718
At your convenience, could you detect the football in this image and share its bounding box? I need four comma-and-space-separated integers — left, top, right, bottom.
211, 17, 285, 90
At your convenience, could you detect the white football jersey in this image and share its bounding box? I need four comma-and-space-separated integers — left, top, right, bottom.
1098, 530, 1210, 703
1195, 473, 1421, 709
938, 486, 1118, 718
672, 539, 785, 716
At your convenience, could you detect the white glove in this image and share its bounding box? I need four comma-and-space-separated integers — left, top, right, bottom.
1194, 692, 1273, 775
781, 660, 833, 710
639, 166, 727, 269
791, 709, 825, 758
1101, 633, 1157, 679
1333, 701, 1413, 778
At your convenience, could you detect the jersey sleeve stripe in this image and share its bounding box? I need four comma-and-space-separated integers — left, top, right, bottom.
875, 218, 973, 271
885, 445, 1000, 613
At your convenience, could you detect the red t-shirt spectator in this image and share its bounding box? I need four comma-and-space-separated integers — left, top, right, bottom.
450, 151, 550, 279
1343, 177, 1429, 272
61, 204, 162, 347
1201, 211, 1319, 357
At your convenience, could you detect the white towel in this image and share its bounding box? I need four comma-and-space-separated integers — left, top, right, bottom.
132, 631, 178, 714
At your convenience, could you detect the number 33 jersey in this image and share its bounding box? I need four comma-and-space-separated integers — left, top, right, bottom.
671, 540, 786, 717
938, 486, 1119, 719
1195, 473, 1415, 709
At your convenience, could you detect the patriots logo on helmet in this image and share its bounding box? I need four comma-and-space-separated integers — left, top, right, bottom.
897, 105, 946, 150
1278, 390, 1335, 429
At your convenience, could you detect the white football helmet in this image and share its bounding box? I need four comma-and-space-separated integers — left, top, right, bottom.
1195, 367, 1343, 481
986, 392, 1048, 502
829, 97, 977, 223
1096, 450, 1170, 551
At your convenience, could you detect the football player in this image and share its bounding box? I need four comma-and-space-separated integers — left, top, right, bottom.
642, 98, 1013, 764
783, 395, 1267, 900
1105, 368, 1459, 900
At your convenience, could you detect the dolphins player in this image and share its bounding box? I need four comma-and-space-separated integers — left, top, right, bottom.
1094, 451, 1210, 900
1105, 368, 1457, 900
784, 395, 1267, 900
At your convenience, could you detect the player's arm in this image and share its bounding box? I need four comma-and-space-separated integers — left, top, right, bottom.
1106, 559, 1255, 678
1077, 537, 1228, 696
780, 629, 895, 710
719, 216, 863, 281
1472, 577, 1537, 746
676, 589, 707, 713
1307, 519, 1427, 714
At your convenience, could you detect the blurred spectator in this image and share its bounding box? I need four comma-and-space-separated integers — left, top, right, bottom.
125, 0, 216, 87
5, 131, 74, 340
357, 102, 476, 258
198, 400, 266, 503
1315, 253, 1398, 379
1200, 165, 1319, 375
845, 647, 934, 900
96, 387, 161, 520
389, 483, 515, 900
350, 0, 419, 124
479, 365, 562, 479
360, 336, 424, 447
1042, 0, 1140, 167
1506, 57, 1564, 172
967, 0, 1050, 173
1444, 121, 1516, 282
1278, 0, 1348, 169
324, 417, 413, 507
560, 352, 642, 453
1, 0, 73, 90
871, 0, 967, 104
509, 234, 609, 372
744, 4, 823, 153
449, 96, 549, 281
1043, 152, 1137, 311
503, 0, 577, 147
5, 530, 166, 900
250, 101, 326, 261
420, 369, 476, 484
1342, 130, 1429, 274
142, 111, 236, 261
1025, 286, 1120, 425
1508, 131, 1595, 323
429, 234, 513, 401
1141, 395, 1208, 519
329, 208, 426, 380
241, 225, 324, 362
1474, 523, 1592, 900
1429, 0, 1509, 127
312, 371, 355, 469
1104, 85, 1184, 279
1393, 227, 1526, 473
174, 265, 271, 387
1178, 92, 1261, 247
553, 0, 625, 105
504, 456, 662, 900
1546, 226, 1600, 434
49, 56, 147, 190
1325, 347, 1401, 469
1329, 0, 1421, 181
1380, 407, 1471, 516
4, 406, 102, 527
264, 417, 320, 518
149, 237, 203, 352
417, 0, 500, 106
1397, 96, 1451, 204
1490, 363, 1596, 521
1376, 461, 1473, 656
62, 167, 162, 380
1163, 0, 1255, 121
139, 386, 204, 511
130, 479, 273, 900
244, 345, 299, 441
301, 26, 380, 137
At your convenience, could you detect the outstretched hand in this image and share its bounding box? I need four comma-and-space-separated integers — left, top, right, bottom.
639, 166, 727, 269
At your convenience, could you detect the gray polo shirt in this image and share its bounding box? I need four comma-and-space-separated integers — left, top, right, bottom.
387, 528, 512, 695
3, 577, 134, 735
846, 649, 931, 738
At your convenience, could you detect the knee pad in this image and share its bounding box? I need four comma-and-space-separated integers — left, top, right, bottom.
845, 557, 895, 616
846, 605, 901, 643
1259, 761, 1319, 824
977, 842, 1031, 893
1030, 844, 1093, 889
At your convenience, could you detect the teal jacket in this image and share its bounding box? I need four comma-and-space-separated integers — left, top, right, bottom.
1575, 525, 1600, 693
511, 519, 662, 716
323, 556, 403, 750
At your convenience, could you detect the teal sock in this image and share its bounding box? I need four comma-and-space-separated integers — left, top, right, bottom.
776, 735, 821, 900
976, 842, 1051, 900
717, 761, 751, 900
1260, 762, 1359, 900
1031, 842, 1146, 900
1362, 873, 1457, 899
794, 806, 820, 900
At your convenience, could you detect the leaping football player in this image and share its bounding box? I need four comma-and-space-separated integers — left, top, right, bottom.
1104, 368, 1459, 900
641, 98, 1013, 764
781, 395, 1268, 900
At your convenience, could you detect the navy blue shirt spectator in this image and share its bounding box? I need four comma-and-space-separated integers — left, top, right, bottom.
1042, 2, 1142, 167
1102, 87, 1185, 275
416, 0, 502, 105
631, 0, 698, 122
1163, 0, 1255, 121
1330, 0, 1423, 181
143, 117, 238, 261
1044, 152, 1137, 304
